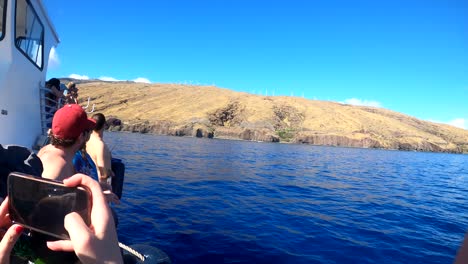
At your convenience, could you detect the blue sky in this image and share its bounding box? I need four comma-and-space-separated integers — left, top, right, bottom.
43, 0, 467, 129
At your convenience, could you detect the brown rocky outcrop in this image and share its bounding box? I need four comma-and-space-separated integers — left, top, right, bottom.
294, 133, 382, 148
106, 117, 122, 127
215, 127, 279, 142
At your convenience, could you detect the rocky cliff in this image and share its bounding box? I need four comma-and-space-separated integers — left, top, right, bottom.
68, 79, 468, 153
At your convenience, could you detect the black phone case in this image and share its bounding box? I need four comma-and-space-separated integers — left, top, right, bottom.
7, 172, 91, 240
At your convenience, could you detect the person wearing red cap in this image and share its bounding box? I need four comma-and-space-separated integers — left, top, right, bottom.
38, 104, 96, 181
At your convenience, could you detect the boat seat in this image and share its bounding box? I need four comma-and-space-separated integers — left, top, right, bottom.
0, 144, 43, 198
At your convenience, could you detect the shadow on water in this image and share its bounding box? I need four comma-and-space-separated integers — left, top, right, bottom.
108, 132, 468, 264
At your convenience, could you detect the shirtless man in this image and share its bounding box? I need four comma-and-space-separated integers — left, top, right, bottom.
38, 104, 96, 181
86, 113, 114, 186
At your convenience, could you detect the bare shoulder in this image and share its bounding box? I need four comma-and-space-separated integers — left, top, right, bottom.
38, 145, 57, 159
89, 134, 105, 148
37, 146, 68, 180
38, 146, 64, 163
37, 144, 49, 157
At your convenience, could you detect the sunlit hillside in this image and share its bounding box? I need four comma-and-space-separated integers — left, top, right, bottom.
68, 79, 468, 153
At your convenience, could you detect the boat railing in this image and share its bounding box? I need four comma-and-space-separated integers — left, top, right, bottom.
39, 84, 63, 135
38, 84, 96, 135
82, 97, 95, 113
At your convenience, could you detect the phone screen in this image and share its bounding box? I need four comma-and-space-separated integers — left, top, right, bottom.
7, 172, 91, 239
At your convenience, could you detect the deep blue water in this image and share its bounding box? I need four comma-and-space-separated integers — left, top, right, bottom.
108, 132, 468, 264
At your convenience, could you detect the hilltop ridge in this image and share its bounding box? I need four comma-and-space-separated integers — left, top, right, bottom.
71, 80, 468, 153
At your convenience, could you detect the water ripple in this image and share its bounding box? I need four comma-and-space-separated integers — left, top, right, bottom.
108, 132, 468, 263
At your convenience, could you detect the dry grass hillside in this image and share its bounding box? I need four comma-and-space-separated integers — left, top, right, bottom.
68, 79, 468, 153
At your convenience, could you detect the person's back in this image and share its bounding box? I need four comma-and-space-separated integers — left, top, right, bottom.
38, 144, 74, 181
87, 133, 109, 165
34, 104, 97, 263
86, 113, 114, 185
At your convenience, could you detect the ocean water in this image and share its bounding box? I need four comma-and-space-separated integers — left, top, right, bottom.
107, 132, 468, 264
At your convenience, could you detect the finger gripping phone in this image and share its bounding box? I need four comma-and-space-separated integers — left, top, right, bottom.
7, 172, 92, 240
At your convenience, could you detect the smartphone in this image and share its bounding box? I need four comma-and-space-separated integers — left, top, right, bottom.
7, 172, 92, 240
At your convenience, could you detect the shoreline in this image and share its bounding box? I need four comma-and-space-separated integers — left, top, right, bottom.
107, 128, 468, 155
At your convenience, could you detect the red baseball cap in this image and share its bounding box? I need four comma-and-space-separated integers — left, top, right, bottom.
52, 104, 96, 140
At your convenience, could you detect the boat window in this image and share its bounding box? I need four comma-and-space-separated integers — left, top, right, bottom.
0, 0, 6, 41
15, 0, 44, 69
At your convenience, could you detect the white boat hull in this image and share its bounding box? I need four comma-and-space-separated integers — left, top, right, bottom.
0, 0, 59, 148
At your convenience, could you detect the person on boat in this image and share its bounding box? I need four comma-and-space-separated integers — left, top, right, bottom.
0, 173, 124, 264
38, 104, 96, 182
86, 113, 115, 188
45, 78, 65, 118
40, 105, 119, 204
64, 81, 79, 104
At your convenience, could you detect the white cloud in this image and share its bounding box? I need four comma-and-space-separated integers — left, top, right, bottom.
48, 47, 60, 69
69, 74, 89, 80
69, 75, 151, 83
98, 76, 120, 82
133, 77, 151, 84
342, 98, 382, 107
429, 118, 467, 130
447, 118, 466, 129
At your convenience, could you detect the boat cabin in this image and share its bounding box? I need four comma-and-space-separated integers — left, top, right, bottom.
0, 0, 59, 149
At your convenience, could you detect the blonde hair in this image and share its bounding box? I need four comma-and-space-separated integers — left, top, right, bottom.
66, 82, 76, 90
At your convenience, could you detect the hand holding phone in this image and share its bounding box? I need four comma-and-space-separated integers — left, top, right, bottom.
46, 173, 123, 264
7, 172, 91, 240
